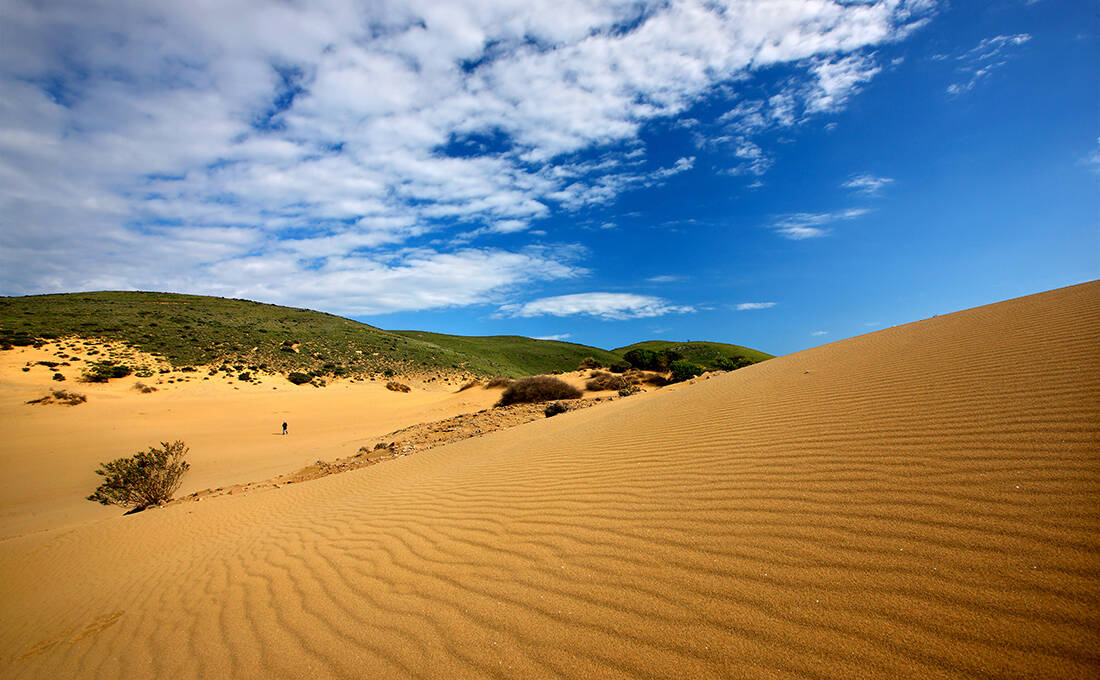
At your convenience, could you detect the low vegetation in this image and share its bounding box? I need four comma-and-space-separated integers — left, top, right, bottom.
26, 389, 87, 406
87, 440, 190, 510
81, 360, 133, 382
392, 330, 622, 377
615, 340, 770, 371
669, 360, 706, 383
585, 371, 629, 391
497, 376, 582, 406
544, 401, 568, 417
386, 381, 411, 393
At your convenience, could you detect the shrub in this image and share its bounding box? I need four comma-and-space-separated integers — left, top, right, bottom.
623, 348, 681, 371
456, 379, 481, 392
497, 376, 581, 406
715, 355, 754, 371
544, 401, 568, 417
386, 381, 411, 393
26, 389, 86, 406
485, 376, 513, 389
618, 385, 640, 397
382, 368, 395, 378
287, 372, 311, 385
608, 361, 630, 373
133, 382, 157, 393
578, 356, 602, 370
585, 371, 629, 391
237, 372, 251, 382
52, 372, 65, 381
669, 360, 705, 383
86, 441, 190, 510
81, 361, 132, 382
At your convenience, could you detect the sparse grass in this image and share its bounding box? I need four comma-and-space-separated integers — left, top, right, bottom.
26, 389, 87, 406
386, 381, 411, 393
456, 379, 481, 391
485, 376, 513, 389
497, 376, 581, 406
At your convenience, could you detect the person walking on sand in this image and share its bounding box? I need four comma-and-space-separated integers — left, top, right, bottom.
282, 421, 287, 436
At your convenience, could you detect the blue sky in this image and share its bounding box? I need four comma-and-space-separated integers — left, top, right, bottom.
1, 0, 1096, 356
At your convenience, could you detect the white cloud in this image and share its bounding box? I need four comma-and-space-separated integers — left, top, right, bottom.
811, 330, 829, 336
0, 0, 936, 311
1082, 138, 1100, 173
533, 333, 572, 341
947, 33, 1031, 95
842, 173, 894, 195
771, 208, 870, 239
735, 302, 777, 311
646, 275, 682, 283
501, 292, 694, 320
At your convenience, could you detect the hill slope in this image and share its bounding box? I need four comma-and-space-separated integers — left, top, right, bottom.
391, 331, 623, 377
614, 339, 773, 368
0, 291, 771, 379
1, 281, 1096, 678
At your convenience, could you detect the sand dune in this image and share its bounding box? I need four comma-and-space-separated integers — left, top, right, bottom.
1, 282, 1098, 678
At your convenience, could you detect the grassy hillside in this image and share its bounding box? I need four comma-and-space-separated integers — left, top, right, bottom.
0, 291, 774, 379
613, 340, 773, 369
392, 331, 622, 377
0, 292, 499, 377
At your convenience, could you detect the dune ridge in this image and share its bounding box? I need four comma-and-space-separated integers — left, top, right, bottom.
1, 281, 1098, 679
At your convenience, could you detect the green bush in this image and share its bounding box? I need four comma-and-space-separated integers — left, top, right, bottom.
81, 361, 133, 382
715, 355, 754, 371
622, 348, 681, 372
497, 376, 581, 406
608, 361, 630, 373
669, 360, 705, 383
237, 372, 251, 382
287, 372, 311, 385
87, 441, 190, 510
578, 356, 602, 369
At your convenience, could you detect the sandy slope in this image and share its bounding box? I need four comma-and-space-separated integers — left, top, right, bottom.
1, 282, 1098, 679
0, 352, 503, 538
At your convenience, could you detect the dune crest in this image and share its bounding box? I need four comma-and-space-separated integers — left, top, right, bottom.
1, 282, 1098, 679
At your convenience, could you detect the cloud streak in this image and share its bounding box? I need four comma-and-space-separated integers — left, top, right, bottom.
771, 208, 871, 240
500, 293, 695, 320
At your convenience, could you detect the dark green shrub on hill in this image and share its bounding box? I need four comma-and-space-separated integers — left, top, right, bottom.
82, 361, 133, 382
608, 361, 630, 373
287, 372, 311, 385
497, 376, 581, 406
715, 355, 754, 371
669, 360, 705, 383
237, 372, 251, 382
623, 348, 682, 372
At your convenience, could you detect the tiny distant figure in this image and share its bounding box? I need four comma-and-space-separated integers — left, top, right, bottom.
282, 421, 288, 436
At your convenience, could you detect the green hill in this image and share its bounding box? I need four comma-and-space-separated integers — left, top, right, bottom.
391, 331, 622, 377
0, 291, 773, 379
0, 291, 497, 378
613, 340, 773, 370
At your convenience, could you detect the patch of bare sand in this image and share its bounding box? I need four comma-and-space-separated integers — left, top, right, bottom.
0, 343, 506, 539
1, 281, 1098, 679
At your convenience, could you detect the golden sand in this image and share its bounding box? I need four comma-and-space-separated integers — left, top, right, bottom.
1, 281, 1097, 678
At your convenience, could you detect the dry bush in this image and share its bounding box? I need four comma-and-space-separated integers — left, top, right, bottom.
497, 376, 581, 406
26, 389, 87, 406
87, 440, 190, 510
456, 379, 481, 392
386, 381, 411, 393
578, 356, 602, 370
585, 371, 629, 391
132, 382, 158, 393
485, 376, 513, 389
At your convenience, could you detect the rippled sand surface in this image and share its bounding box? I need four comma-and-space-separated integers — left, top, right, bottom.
2, 282, 1097, 679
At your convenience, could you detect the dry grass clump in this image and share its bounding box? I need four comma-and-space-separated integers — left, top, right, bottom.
577, 356, 602, 370
585, 371, 629, 391
456, 379, 481, 392
26, 389, 87, 406
386, 381, 411, 393
497, 376, 581, 406
625, 369, 668, 387
132, 382, 158, 393
485, 376, 513, 389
